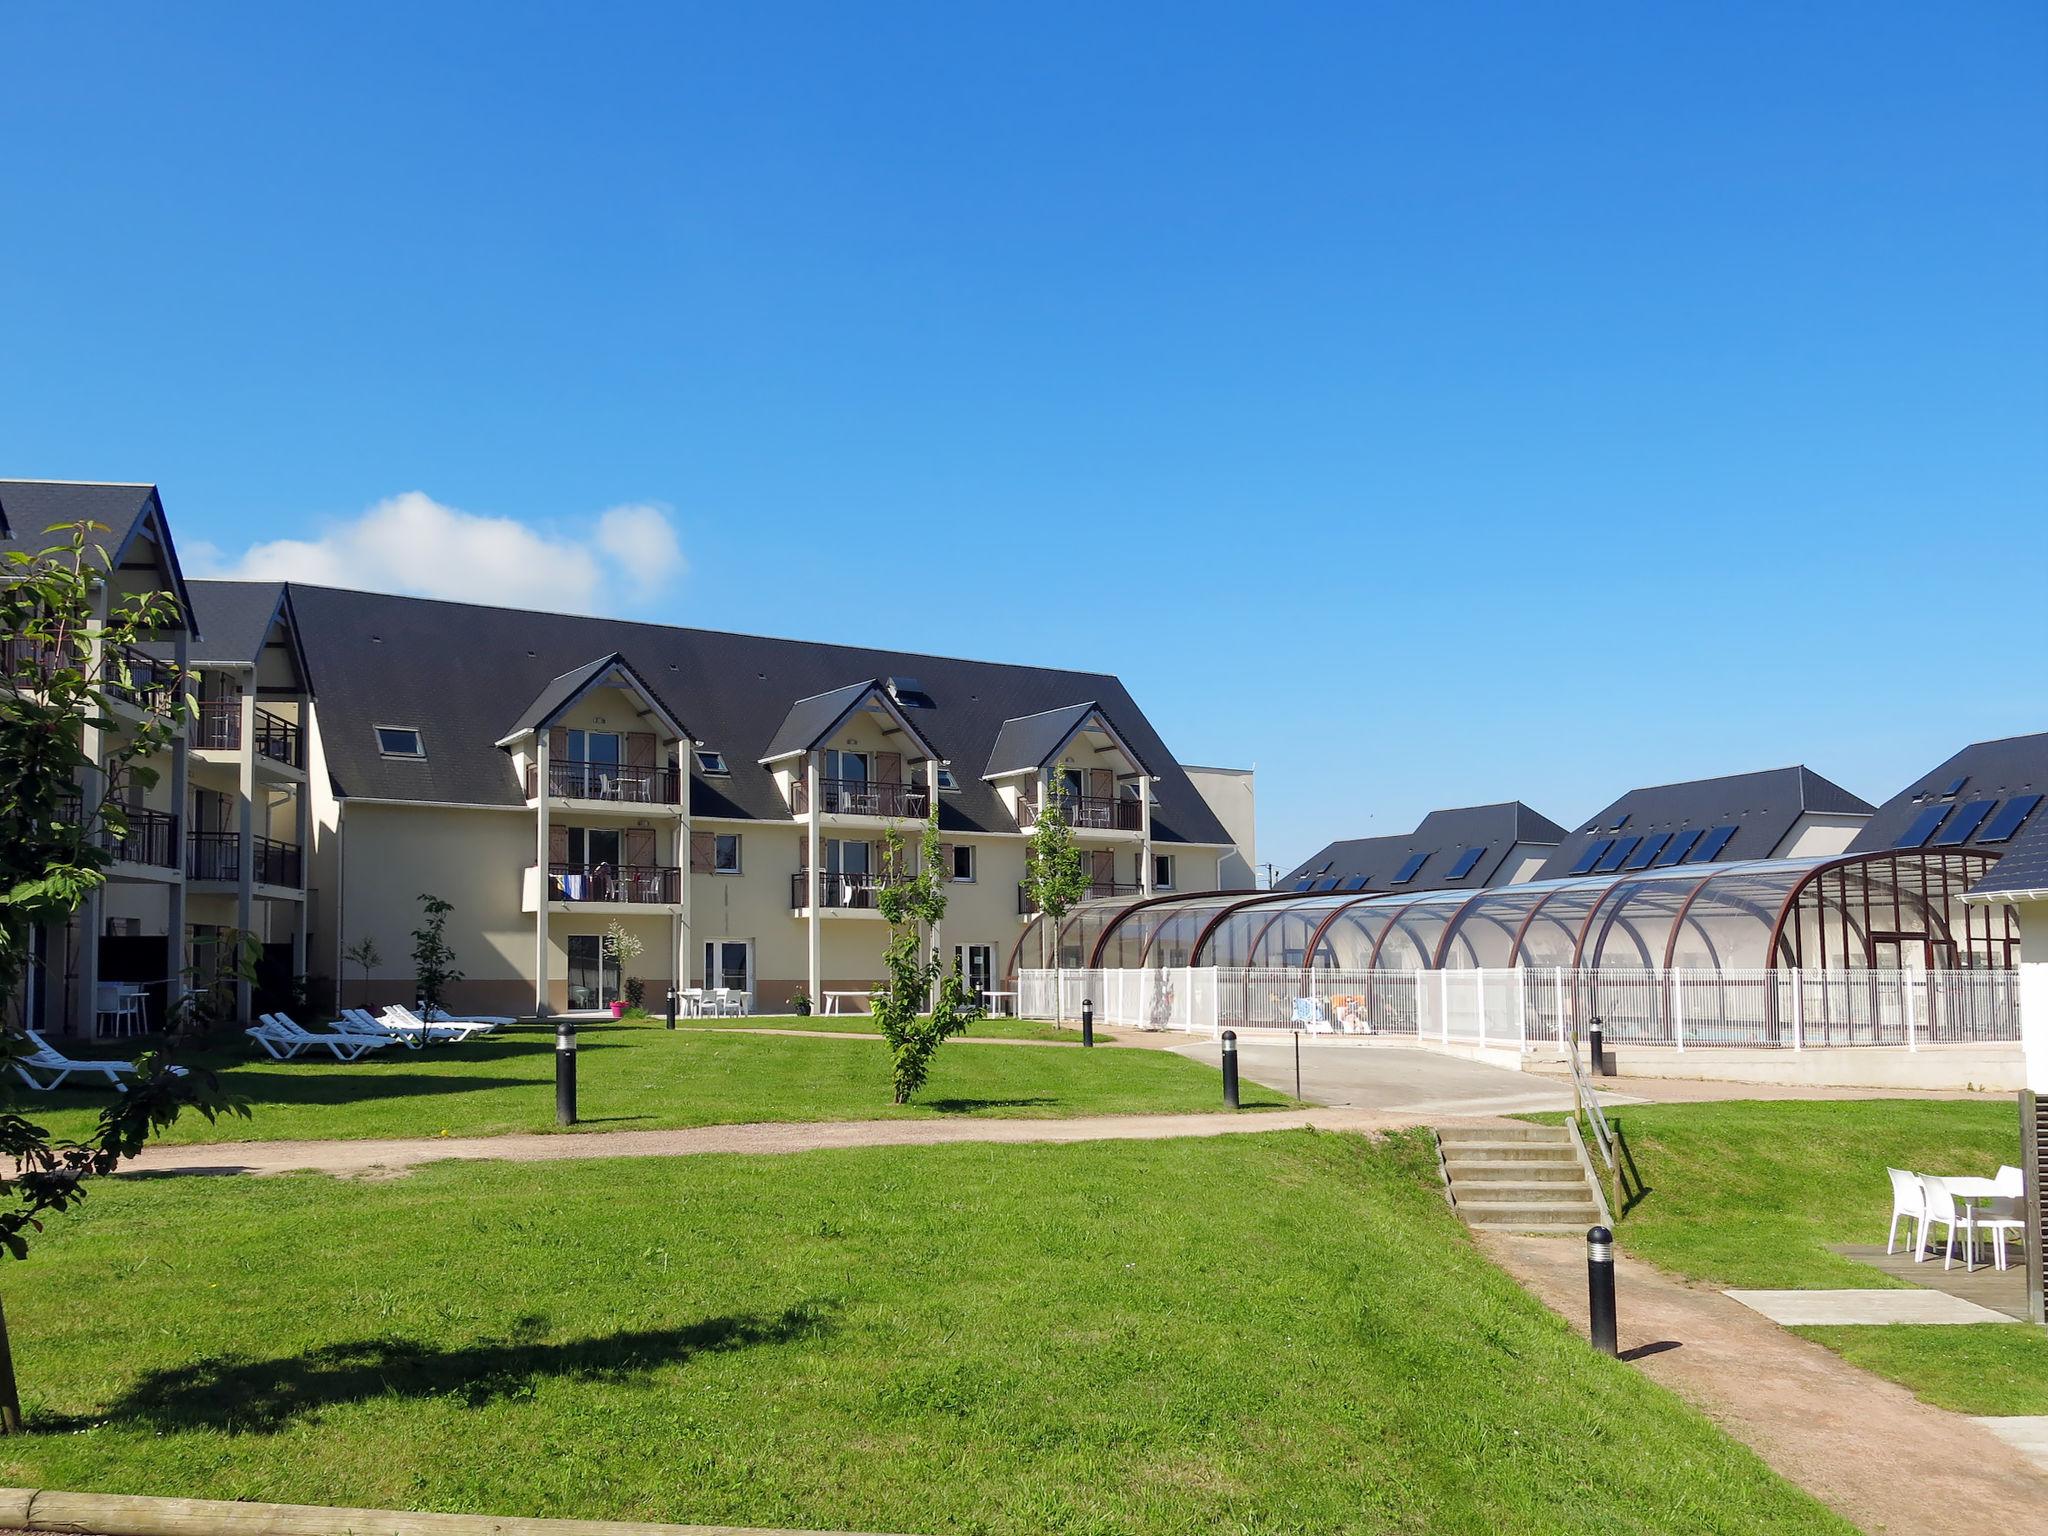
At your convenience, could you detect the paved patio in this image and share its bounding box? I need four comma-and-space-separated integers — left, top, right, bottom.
1834, 1242, 2031, 1321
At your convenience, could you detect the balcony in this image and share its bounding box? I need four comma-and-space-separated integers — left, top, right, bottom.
105, 807, 180, 871
2, 635, 62, 688
194, 699, 306, 768
792, 871, 897, 914
103, 645, 179, 716
187, 831, 303, 889
1019, 794, 1141, 833
526, 759, 681, 806
1017, 880, 1142, 914
788, 777, 929, 820
545, 862, 681, 904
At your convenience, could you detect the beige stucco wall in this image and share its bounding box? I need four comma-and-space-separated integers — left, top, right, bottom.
1184, 766, 1256, 889
1777, 811, 1870, 859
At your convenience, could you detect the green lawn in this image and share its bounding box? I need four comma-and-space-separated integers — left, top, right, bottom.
681, 1011, 1110, 1043
0, 1131, 1844, 1534
1539, 1099, 2038, 1417
1790, 1325, 2048, 1416
20, 1021, 1273, 1145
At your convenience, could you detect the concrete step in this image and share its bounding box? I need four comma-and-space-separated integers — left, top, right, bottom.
1447, 1179, 1597, 1199
1438, 1141, 1582, 1163
1444, 1159, 1587, 1184
1465, 1219, 1603, 1235
1435, 1123, 1569, 1146
1459, 1199, 1603, 1225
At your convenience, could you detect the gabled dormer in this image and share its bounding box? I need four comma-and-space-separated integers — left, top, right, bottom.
983, 702, 1153, 836
759, 679, 945, 822
498, 652, 694, 810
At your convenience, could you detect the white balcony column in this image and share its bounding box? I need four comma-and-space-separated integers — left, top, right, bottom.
165, 633, 191, 1019
926, 755, 943, 985
1139, 777, 1155, 895
806, 751, 823, 1006
675, 740, 693, 1000
534, 730, 551, 1017
76, 580, 111, 1038
292, 776, 310, 980
235, 689, 257, 1022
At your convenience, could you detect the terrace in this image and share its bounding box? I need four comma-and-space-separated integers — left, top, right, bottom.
186, 830, 304, 888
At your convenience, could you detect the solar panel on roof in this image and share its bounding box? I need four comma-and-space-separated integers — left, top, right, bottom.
1624, 833, 1670, 870
1392, 853, 1429, 884
1893, 804, 1949, 849
1292, 877, 1314, 891
1980, 795, 2044, 844
1654, 829, 1701, 866
1339, 875, 1369, 891
1688, 825, 1738, 862
1446, 847, 1487, 879
1567, 839, 1613, 875
1310, 877, 1340, 892
1593, 836, 1639, 872
1931, 799, 1996, 846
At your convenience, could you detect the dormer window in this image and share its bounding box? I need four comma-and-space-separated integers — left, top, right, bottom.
376, 725, 425, 758
695, 750, 730, 776
937, 766, 958, 790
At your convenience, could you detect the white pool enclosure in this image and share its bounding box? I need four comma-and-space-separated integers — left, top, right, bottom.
1012, 849, 2022, 1047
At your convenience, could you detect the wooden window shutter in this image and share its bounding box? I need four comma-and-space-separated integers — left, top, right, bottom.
690, 830, 716, 873
626, 732, 656, 768
1089, 768, 1113, 801
548, 825, 571, 864
549, 727, 570, 761
797, 833, 809, 871
623, 827, 656, 866
875, 751, 902, 785
938, 842, 954, 878
1092, 848, 1115, 884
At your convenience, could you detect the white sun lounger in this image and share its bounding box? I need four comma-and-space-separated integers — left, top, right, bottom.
250, 1012, 399, 1062
424, 1005, 513, 1029
379, 1005, 493, 1043
10, 1028, 144, 1091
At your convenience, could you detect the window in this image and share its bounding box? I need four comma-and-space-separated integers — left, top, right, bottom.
375, 725, 424, 757
714, 833, 741, 873
937, 766, 958, 791
694, 750, 729, 775
566, 827, 622, 867
566, 729, 620, 766
950, 844, 975, 882
1446, 847, 1487, 879
1980, 795, 2043, 844
1154, 854, 1176, 890
1393, 852, 1428, 884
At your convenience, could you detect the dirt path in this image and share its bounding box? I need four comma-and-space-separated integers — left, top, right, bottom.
1478, 1230, 2048, 1532
119, 1106, 1437, 1179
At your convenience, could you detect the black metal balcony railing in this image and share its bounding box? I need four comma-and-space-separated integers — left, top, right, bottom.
195, 697, 240, 750
1017, 880, 1143, 914
187, 831, 303, 888
547, 862, 682, 903
193, 699, 305, 766
527, 759, 682, 805
2, 635, 63, 687
103, 646, 178, 714
106, 807, 180, 869
1019, 794, 1142, 832
788, 777, 930, 819
253, 705, 304, 768
793, 871, 899, 910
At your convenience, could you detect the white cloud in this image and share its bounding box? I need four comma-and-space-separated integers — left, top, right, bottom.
193, 491, 684, 614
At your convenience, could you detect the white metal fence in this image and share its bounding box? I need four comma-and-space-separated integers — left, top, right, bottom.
1017, 966, 2020, 1051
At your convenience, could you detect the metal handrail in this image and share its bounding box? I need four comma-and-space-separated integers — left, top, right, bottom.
789, 777, 930, 819
547, 862, 681, 903
527, 759, 681, 805
1020, 793, 1141, 832
1017, 880, 1142, 914
1567, 1029, 1625, 1221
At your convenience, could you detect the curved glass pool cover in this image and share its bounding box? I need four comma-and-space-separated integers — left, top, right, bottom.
1009, 849, 2016, 980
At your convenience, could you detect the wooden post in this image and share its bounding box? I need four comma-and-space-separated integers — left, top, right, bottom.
2023, 1091, 2044, 1327
0, 1297, 22, 1433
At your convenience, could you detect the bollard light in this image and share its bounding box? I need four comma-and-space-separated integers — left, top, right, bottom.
1589, 1016, 1606, 1078
1082, 997, 1095, 1048
555, 1020, 579, 1126
665, 986, 677, 1031
1221, 1028, 1240, 1110
1586, 1225, 1617, 1356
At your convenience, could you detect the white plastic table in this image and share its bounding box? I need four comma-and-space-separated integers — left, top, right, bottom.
1930, 1175, 2005, 1270
982, 990, 1018, 1017
823, 990, 870, 1015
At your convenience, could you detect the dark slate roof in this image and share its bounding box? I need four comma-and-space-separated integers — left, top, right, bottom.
501, 653, 691, 743
0, 480, 197, 635
759, 680, 941, 764
1284, 802, 1568, 893
1967, 812, 2048, 900
985, 703, 1096, 778
1848, 730, 2048, 856
149, 580, 291, 667
1535, 767, 1873, 879
273, 583, 1233, 844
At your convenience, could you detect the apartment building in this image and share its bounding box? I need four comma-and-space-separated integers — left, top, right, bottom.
4, 482, 313, 1039
290, 587, 1251, 1015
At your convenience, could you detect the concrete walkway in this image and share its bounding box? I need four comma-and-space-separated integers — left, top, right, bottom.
1725, 1289, 2020, 1326
1479, 1230, 2048, 1531
118, 1106, 1433, 1179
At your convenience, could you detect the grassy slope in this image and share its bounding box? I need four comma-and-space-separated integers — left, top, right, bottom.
1546, 1099, 2036, 1417
21, 1022, 1280, 1145
1, 1131, 1843, 1534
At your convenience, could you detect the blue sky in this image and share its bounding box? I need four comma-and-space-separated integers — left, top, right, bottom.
4, 3, 2044, 871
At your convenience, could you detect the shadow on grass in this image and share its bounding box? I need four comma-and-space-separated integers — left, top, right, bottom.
50, 1301, 836, 1434
921, 1096, 1058, 1114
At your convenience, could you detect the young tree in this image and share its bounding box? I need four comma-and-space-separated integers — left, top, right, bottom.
341, 936, 381, 1011
1022, 762, 1091, 1026
602, 921, 645, 1012
410, 893, 463, 1015
870, 814, 976, 1104
0, 521, 242, 1431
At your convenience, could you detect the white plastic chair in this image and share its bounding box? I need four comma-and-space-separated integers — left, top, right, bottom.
1919, 1176, 1978, 1271
1978, 1194, 2026, 1272
96, 982, 144, 1038
1885, 1167, 1925, 1257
